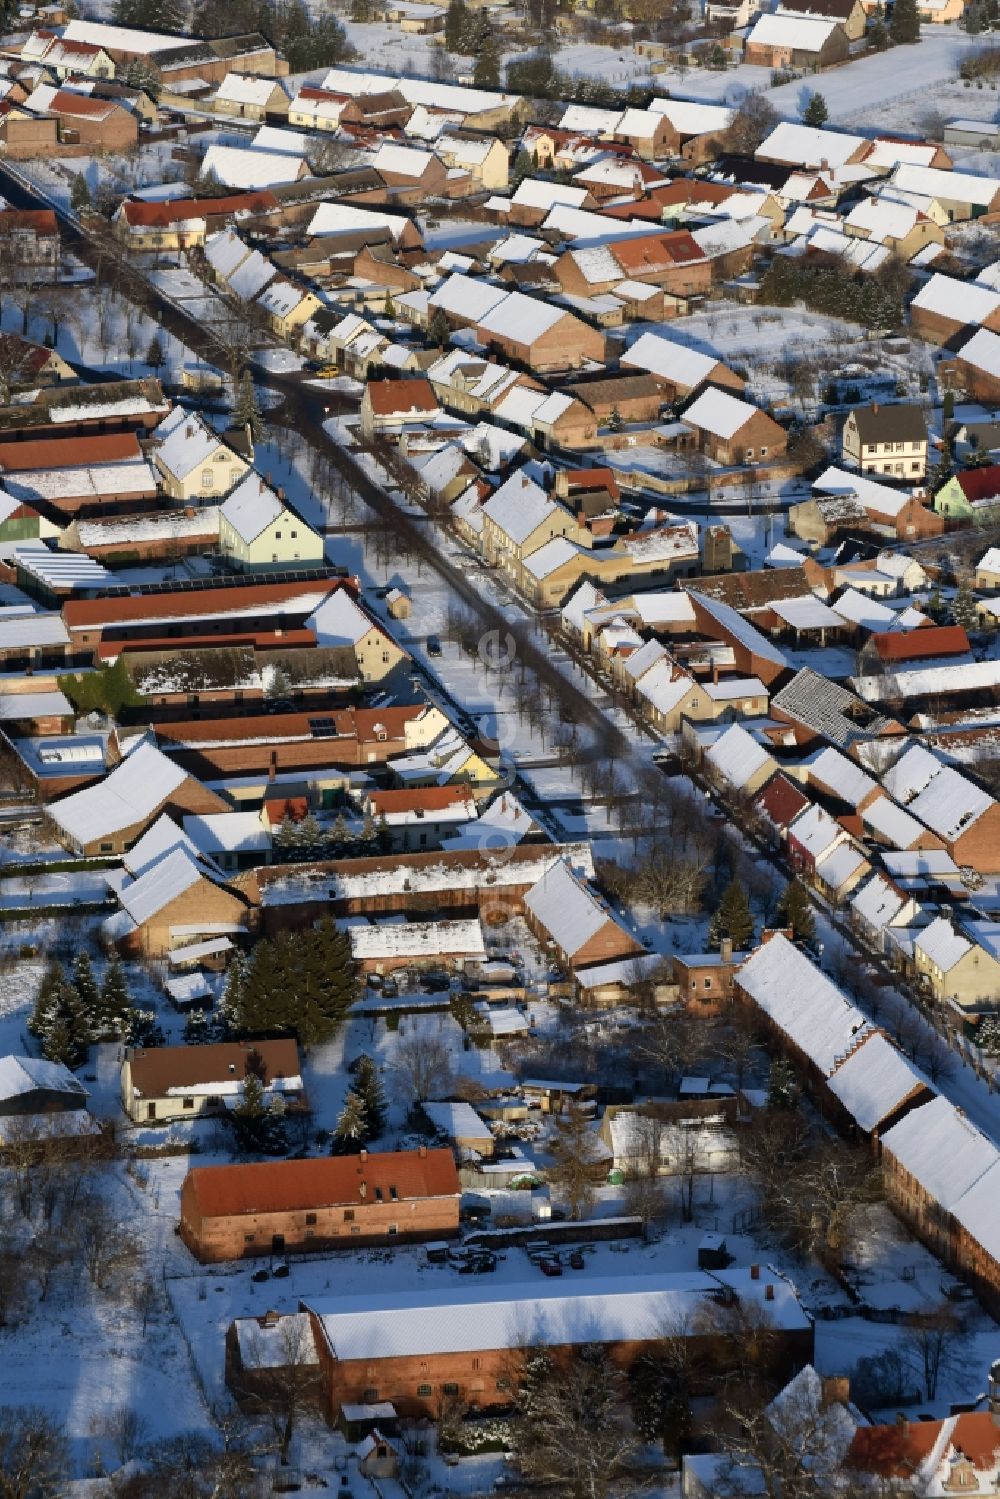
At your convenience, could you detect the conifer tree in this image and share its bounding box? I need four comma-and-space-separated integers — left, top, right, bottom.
331, 812, 349, 845
99, 955, 134, 1038
767, 1057, 799, 1110
890, 0, 920, 41
146, 334, 165, 372
70, 173, 92, 214
803, 92, 828, 126
232, 372, 265, 441
444, 0, 471, 50
951, 583, 978, 633
776, 878, 816, 944
72, 951, 100, 1035
708, 879, 755, 951
355, 1054, 386, 1135
334, 1089, 369, 1149
41, 981, 90, 1067
29, 959, 67, 1043
473, 25, 502, 86
216, 951, 245, 1040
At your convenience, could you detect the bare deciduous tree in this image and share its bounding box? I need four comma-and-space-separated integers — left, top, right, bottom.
509, 1346, 639, 1499
0, 1406, 69, 1499
394, 1032, 454, 1102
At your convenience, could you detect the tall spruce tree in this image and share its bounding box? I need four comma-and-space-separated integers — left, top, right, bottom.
41, 981, 90, 1067
334, 1089, 369, 1150
72, 952, 100, 1035
803, 92, 828, 126
355, 1054, 386, 1135
29, 959, 67, 1043
99, 956, 134, 1039
890, 0, 920, 41
708, 879, 755, 951
777, 879, 816, 944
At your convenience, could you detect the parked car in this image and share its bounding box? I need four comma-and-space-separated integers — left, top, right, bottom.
540, 1258, 562, 1277
427, 635, 442, 657
569, 1251, 585, 1270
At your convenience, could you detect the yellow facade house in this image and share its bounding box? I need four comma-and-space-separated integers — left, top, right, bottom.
255, 279, 323, 342
152, 406, 249, 503
219, 473, 324, 570
306, 588, 408, 682
913, 917, 1000, 1012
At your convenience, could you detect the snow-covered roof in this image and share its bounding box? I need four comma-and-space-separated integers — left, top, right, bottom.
882, 745, 992, 842
215, 72, 282, 107
63, 17, 190, 51
117, 846, 208, 928
349, 918, 485, 960
220, 472, 283, 545
815, 841, 867, 893
307, 202, 412, 243
978, 545, 1000, 575
705, 724, 773, 790
523, 857, 616, 958
747, 12, 840, 49
648, 97, 733, 137
154, 405, 232, 482
830, 587, 897, 632
622, 332, 721, 388
813, 464, 912, 521
184, 812, 271, 857
482, 468, 559, 544
0, 1053, 85, 1103
771, 594, 842, 631
306, 1267, 809, 1360
850, 872, 908, 931
557, 103, 623, 135
956, 326, 1000, 380
893, 162, 999, 208
911, 272, 1000, 327
860, 794, 924, 850
682, 387, 761, 439
804, 746, 876, 808
914, 915, 973, 974
202, 144, 305, 191
47, 740, 189, 847
688, 591, 789, 669
881, 1095, 998, 1210
429, 272, 507, 323
123, 812, 204, 878
757, 121, 866, 168
736, 933, 869, 1077
789, 802, 844, 858
422, 1099, 492, 1141
229, 249, 278, 301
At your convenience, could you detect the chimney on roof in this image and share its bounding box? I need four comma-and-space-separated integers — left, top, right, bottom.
820, 1375, 851, 1411
872, 402, 879, 415
419, 1142, 427, 1157
721, 937, 733, 964
359, 1147, 368, 1162
896, 1413, 909, 1436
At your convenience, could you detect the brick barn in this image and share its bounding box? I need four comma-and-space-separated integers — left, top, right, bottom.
225, 1269, 814, 1420
180, 1145, 461, 1262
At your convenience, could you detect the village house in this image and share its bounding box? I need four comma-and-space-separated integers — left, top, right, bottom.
622, 333, 745, 404
121, 1038, 303, 1125
213, 72, 288, 121
45, 739, 228, 856
881, 743, 1000, 874
674, 939, 748, 1013
151, 406, 250, 502
776, 0, 866, 38
976, 546, 1000, 590
307, 589, 407, 682
218, 474, 324, 570
360, 377, 440, 439
936, 463, 1000, 520
183, 1146, 460, 1261
57, 18, 286, 85
880, 1095, 1000, 1315
912, 917, 1000, 1012
945, 327, 1000, 404
22, 27, 116, 76
910, 273, 1000, 347
841, 403, 927, 481
114, 191, 279, 252
103, 844, 253, 956
363, 786, 477, 853
681, 388, 788, 467
745, 11, 850, 68
523, 857, 642, 971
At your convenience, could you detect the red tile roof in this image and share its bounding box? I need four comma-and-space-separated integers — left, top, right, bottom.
613, 229, 706, 272
185, 1147, 460, 1218
63, 578, 344, 631
365, 377, 437, 417
367, 785, 474, 815
957, 464, 1000, 503
0, 208, 57, 234
122, 191, 278, 228
848, 1413, 1000, 1479
754, 772, 811, 829
0, 432, 140, 470
130, 1039, 300, 1099
872, 624, 970, 662
50, 89, 118, 119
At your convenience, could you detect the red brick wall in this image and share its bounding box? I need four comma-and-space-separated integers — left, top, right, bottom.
181, 1180, 460, 1262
